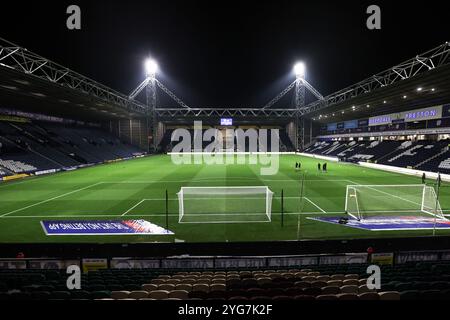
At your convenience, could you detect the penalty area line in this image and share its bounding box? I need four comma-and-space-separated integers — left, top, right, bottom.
303, 197, 327, 213
0, 182, 104, 217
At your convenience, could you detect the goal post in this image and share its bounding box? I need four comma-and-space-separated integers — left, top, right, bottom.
177, 186, 274, 223
345, 184, 446, 221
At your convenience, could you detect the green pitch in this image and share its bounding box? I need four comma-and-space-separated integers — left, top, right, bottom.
0, 154, 449, 243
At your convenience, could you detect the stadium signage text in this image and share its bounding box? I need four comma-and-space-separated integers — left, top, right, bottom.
170, 121, 280, 175
368, 105, 443, 126
41, 220, 173, 235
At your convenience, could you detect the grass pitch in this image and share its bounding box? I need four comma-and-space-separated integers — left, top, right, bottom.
0, 154, 449, 243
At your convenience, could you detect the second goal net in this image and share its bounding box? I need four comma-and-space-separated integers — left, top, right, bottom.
177, 186, 274, 223
345, 184, 446, 221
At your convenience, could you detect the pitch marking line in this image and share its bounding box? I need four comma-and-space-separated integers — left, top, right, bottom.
122, 199, 148, 216
121, 196, 309, 216
0, 212, 344, 219
303, 197, 327, 213
101, 179, 350, 184
0, 182, 104, 217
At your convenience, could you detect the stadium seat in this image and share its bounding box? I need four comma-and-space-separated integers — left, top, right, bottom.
210, 284, 226, 292
128, 291, 148, 299
379, 291, 400, 300
316, 294, 339, 301
342, 279, 359, 286
294, 281, 311, 289
340, 285, 358, 294
327, 280, 343, 287
321, 286, 340, 295
169, 290, 189, 299
311, 280, 327, 288
142, 284, 158, 292
294, 294, 315, 301
193, 284, 209, 293
358, 292, 379, 300
358, 285, 375, 293
302, 287, 322, 296
111, 291, 130, 299
158, 284, 176, 291
149, 290, 169, 300
337, 293, 359, 300
91, 291, 111, 299
175, 284, 193, 292
228, 296, 248, 300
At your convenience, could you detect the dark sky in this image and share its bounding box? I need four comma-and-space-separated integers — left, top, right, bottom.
1, 0, 449, 107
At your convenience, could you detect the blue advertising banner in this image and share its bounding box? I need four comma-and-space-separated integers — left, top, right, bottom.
308, 216, 450, 231
344, 120, 358, 129
41, 220, 174, 236
358, 119, 369, 127
327, 123, 337, 131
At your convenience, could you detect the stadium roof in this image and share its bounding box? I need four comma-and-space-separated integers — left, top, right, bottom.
304, 42, 450, 123
0, 37, 146, 121
1, 36, 450, 124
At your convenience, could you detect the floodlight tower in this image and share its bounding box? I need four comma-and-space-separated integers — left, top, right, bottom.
145, 58, 158, 153
294, 62, 306, 150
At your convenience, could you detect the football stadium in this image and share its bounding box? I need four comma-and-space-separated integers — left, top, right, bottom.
1, 0, 450, 307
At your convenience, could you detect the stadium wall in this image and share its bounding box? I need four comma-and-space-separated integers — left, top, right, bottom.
108, 118, 149, 150
3, 249, 450, 270
357, 162, 450, 182
299, 152, 450, 181
297, 153, 339, 162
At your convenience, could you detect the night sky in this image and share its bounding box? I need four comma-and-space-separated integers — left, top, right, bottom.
1, 0, 449, 107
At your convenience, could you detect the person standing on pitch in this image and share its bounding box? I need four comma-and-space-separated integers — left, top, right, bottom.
422, 172, 426, 184
318, 163, 321, 171
323, 163, 327, 172
298, 162, 302, 170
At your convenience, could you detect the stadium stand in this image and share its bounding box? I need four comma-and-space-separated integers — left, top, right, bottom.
162, 128, 293, 152
0, 120, 143, 176
304, 139, 450, 174
5, 261, 450, 300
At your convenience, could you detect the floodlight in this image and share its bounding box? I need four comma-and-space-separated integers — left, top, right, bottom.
294, 62, 305, 78
145, 58, 158, 76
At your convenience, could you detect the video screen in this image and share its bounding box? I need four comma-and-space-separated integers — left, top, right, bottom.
220, 118, 233, 126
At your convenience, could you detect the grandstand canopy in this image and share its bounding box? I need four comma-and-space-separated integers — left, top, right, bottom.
307, 64, 450, 124
0, 69, 141, 121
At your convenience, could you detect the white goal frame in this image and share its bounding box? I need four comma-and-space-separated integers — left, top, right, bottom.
345, 184, 446, 221
177, 186, 274, 224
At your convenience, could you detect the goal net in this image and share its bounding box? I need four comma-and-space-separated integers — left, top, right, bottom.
345, 184, 446, 221
177, 186, 274, 223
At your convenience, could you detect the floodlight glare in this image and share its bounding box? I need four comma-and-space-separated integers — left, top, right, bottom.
294, 62, 305, 77
145, 58, 158, 76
